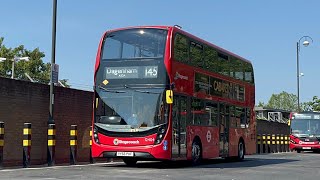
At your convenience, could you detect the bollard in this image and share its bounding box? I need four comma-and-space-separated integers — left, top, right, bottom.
280, 134, 284, 152
286, 135, 290, 152
257, 134, 261, 154
267, 134, 271, 153
271, 134, 276, 153
70, 125, 77, 165
284, 135, 288, 152
276, 134, 280, 153
23, 123, 32, 168
89, 126, 94, 164
262, 134, 266, 153
0, 122, 4, 168
47, 124, 56, 166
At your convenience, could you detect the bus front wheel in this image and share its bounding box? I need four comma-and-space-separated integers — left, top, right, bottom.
123, 158, 137, 166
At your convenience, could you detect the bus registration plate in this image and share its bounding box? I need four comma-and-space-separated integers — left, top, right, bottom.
116, 152, 134, 157
302, 147, 311, 149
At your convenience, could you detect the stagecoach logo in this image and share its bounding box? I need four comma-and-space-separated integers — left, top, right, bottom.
113, 138, 140, 145
113, 139, 119, 145
206, 130, 212, 143
174, 72, 189, 80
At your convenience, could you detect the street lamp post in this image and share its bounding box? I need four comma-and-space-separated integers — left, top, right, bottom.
49, 0, 58, 125
0, 57, 30, 79
296, 36, 313, 112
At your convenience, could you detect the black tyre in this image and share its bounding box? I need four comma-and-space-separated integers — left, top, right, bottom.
192, 140, 202, 165
297, 149, 301, 153
123, 158, 137, 166
237, 141, 245, 161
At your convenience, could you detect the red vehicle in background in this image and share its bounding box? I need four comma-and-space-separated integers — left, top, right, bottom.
91, 25, 256, 166
289, 112, 320, 153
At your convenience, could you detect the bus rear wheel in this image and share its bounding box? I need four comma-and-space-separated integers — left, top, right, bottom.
123, 158, 137, 166
192, 140, 202, 165
237, 141, 245, 161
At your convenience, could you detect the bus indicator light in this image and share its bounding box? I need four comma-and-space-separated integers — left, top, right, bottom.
166, 90, 173, 104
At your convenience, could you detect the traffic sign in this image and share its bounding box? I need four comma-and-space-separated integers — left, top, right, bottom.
52, 63, 59, 84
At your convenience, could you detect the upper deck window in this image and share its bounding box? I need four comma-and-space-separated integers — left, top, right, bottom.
190, 41, 203, 67
102, 28, 167, 60
173, 32, 254, 85
174, 34, 188, 63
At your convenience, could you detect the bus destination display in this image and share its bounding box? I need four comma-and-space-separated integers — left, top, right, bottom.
105, 66, 158, 79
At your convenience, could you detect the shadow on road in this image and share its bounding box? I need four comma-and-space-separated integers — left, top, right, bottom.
102, 156, 299, 169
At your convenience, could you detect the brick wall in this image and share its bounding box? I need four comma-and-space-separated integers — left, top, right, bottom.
0, 77, 93, 166
257, 120, 290, 135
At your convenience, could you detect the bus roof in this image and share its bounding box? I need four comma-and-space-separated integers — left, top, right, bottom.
103, 25, 252, 65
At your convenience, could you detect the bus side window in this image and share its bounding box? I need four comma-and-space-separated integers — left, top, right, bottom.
240, 107, 246, 128
235, 106, 243, 128
190, 41, 203, 68
203, 46, 218, 73
174, 33, 189, 64
230, 106, 236, 128
205, 102, 218, 126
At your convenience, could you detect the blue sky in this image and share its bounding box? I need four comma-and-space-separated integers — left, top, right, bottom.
0, 0, 319, 104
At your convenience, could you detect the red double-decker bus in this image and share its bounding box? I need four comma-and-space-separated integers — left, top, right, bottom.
289, 112, 320, 153
91, 26, 256, 166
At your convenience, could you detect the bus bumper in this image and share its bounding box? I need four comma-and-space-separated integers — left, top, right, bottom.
289, 143, 320, 151
92, 143, 171, 160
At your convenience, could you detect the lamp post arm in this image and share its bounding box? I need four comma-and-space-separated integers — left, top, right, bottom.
298, 36, 314, 44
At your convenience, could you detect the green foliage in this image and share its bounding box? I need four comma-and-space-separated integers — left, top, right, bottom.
265, 91, 298, 111
302, 96, 320, 112
0, 37, 54, 84
257, 101, 266, 107
59, 79, 70, 88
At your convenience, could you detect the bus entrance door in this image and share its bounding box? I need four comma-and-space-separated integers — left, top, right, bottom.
219, 104, 230, 157
172, 96, 187, 158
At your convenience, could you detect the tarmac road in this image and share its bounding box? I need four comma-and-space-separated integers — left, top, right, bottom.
1, 152, 319, 180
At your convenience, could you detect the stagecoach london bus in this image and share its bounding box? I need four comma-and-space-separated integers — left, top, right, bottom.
289, 112, 320, 153
92, 26, 256, 166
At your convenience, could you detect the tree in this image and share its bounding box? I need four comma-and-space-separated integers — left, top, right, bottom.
302, 96, 320, 112
266, 91, 298, 111
0, 37, 51, 83
58, 79, 70, 88
257, 101, 266, 107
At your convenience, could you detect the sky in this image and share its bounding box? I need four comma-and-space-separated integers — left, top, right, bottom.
0, 0, 319, 104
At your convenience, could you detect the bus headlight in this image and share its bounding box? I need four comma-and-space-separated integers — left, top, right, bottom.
93, 126, 100, 144
154, 124, 167, 145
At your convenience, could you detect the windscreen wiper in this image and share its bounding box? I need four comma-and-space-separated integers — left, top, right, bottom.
123, 84, 161, 94
97, 85, 125, 93
134, 89, 160, 94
